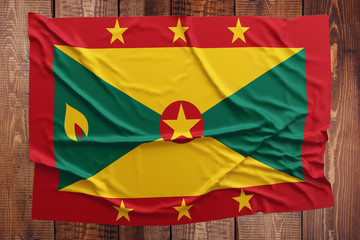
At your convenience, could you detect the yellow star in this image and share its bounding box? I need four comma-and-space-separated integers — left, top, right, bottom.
113, 200, 133, 221
163, 104, 200, 140
173, 198, 193, 220
169, 18, 189, 43
228, 18, 250, 43
233, 189, 254, 212
106, 19, 128, 44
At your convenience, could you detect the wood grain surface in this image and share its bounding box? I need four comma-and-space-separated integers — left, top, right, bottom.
0, 0, 359, 239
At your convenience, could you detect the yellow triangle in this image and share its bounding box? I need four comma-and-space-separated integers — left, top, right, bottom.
60, 137, 303, 198
55, 46, 302, 114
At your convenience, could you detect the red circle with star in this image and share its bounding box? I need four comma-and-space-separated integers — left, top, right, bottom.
160, 101, 204, 143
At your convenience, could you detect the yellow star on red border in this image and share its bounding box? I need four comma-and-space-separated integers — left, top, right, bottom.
169, 18, 189, 43
106, 19, 128, 44
228, 18, 250, 43
173, 198, 193, 220
233, 189, 254, 212
113, 200, 133, 221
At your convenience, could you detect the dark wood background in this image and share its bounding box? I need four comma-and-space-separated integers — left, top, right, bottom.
0, 0, 359, 239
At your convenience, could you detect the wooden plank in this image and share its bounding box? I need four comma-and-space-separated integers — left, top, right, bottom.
0, 0, 53, 239
54, 0, 118, 238
172, 0, 234, 16
55, 0, 117, 17
172, 219, 235, 240
171, 1, 236, 239
119, 225, 171, 240
235, 0, 302, 239
121, 0, 171, 17
117, 0, 171, 239
236, 0, 301, 19
120, 0, 145, 17
55, 222, 118, 239
303, 0, 360, 239
145, 0, 171, 16
236, 213, 301, 239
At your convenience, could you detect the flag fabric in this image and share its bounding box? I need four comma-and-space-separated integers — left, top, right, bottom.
29, 13, 333, 225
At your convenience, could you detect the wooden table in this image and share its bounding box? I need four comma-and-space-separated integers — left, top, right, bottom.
0, 0, 359, 239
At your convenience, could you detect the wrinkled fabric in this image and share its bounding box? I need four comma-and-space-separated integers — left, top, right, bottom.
29, 13, 333, 225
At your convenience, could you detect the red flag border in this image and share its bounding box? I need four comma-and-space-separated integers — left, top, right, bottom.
29, 13, 333, 225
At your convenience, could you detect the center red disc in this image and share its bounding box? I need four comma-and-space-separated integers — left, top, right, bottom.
160, 101, 204, 143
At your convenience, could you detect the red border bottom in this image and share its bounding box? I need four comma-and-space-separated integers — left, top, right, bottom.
32, 163, 333, 226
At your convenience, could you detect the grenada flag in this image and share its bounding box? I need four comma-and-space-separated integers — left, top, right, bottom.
29, 13, 333, 225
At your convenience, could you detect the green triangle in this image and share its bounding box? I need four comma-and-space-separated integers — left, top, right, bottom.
203, 49, 307, 180
53, 46, 161, 189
